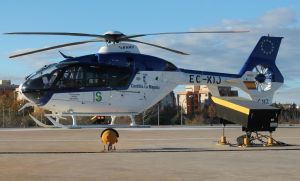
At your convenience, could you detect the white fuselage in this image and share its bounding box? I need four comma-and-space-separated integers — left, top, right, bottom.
42, 71, 180, 115
40, 70, 237, 116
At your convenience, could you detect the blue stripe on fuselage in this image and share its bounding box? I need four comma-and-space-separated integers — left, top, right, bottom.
61, 52, 179, 72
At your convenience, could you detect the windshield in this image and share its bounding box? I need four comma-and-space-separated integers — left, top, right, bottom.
27, 63, 57, 79
23, 63, 59, 91
21, 63, 133, 104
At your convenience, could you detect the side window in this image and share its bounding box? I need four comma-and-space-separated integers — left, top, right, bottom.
85, 66, 109, 88
55, 65, 132, 89
108, 66, 131, 87
86, 66, 131, 88
56, 66, 84, 89
165, 62, 177, 71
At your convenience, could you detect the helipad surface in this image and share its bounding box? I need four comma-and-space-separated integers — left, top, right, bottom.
0, 126, 299, 181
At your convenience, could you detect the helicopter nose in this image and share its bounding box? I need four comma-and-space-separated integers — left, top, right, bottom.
19, 83, 38, 104
17, 83, 31, 102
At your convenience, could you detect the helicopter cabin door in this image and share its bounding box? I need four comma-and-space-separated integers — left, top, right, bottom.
81, 65, 111, 106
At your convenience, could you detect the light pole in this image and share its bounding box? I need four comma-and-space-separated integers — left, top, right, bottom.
180, 102, 183, 126
180, 99, 186, 126
2, 105, 3, 128
142, 111, 145, 125
157, 102, 160, 126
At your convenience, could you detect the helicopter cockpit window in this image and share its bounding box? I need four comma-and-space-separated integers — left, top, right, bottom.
165, 62, 177, 71
108, 66, 131, 87
52, 65, 131, 89
85, 66, 109, 88
53, 65, 132, 90
85, 65, 131, 88
54, 65, 84, 89
23, 63, 59, 90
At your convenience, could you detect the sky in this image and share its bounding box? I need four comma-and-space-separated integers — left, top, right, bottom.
0, 0, 300, 104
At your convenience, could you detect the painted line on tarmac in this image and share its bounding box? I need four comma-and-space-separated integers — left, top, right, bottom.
125, 147, 300, 153
127, 137, 218, 141
1, 136, 300, 142
0, 138, 215, 142
0, 147, 300, 155
277, 137, 300, 139
0, 139, 98, 142
118, 127, 231, 131
0, 151, 102, 154
0, 127, 236, 132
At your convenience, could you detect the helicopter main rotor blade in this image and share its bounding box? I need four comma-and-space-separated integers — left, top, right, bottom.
9, 39, 101, 58
126, 39, 189, 55
125, 30, 249, 39
5, 32, 107, 40
6, 30, 249, 57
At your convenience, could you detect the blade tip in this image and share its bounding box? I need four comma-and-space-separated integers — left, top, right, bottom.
9, 54, 19, 59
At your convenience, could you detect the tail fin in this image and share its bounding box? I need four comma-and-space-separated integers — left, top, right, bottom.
238, 36, 284, 105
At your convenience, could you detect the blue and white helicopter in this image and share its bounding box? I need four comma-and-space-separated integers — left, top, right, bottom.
6, 31, 283, 128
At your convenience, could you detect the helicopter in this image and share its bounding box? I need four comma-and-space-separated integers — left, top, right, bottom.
5, 30, 283, 127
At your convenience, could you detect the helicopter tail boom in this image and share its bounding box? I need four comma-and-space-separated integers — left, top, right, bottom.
178, 36, 284, 105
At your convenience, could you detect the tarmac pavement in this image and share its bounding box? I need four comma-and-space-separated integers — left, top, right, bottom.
0, 126, 299, 181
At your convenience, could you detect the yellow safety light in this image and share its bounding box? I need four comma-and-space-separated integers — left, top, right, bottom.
100, 128, 119, 151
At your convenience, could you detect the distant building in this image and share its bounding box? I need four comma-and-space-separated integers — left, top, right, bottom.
177, 85, 238, 116
177, 85, 210, 115
0, 80, 18, 93
0, 80, 11, 86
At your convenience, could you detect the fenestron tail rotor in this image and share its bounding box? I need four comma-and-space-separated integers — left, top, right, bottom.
5, 30, 248, 58
253, 64, 273, 92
